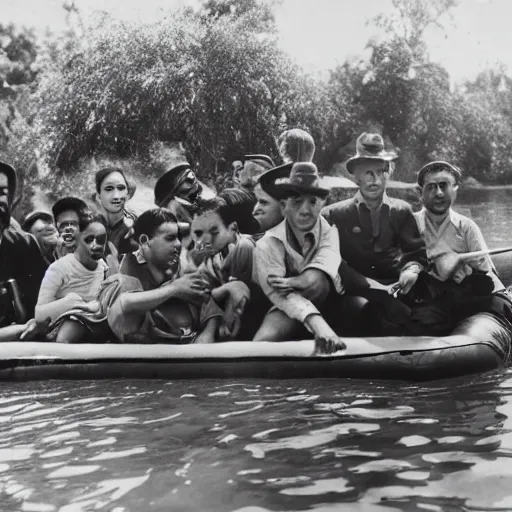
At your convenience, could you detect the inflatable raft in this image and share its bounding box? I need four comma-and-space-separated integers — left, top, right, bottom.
0, 312, 510, 382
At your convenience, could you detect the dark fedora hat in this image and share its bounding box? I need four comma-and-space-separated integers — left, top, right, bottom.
154, 162, 192, 207
273, 162, 330, 198
256, 162, 293, 199
346, 133, 398, 174
0, 161, 17, 203
52, 196, 89, 221
417, 160, 462, 187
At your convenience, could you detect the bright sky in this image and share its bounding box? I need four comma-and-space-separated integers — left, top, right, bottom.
2, 0, 511, 82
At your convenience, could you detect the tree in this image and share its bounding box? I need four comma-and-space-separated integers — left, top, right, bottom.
31, 1, 327, 189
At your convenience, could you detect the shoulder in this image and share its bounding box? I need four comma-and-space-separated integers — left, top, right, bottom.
322, 197, 355, 217
451, 210, 482, 233
47, 253, 74, 271
119, 252, 139, 275
386, 196, 415, 213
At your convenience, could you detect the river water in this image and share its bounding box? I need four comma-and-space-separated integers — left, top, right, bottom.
1, 188, 512, 511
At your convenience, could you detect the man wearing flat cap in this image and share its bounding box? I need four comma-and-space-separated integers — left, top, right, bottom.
414, 160, 512, 331
252, 162, 346, 353
322, 133, 428, 335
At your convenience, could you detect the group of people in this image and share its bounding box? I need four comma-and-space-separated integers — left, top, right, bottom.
0, 128, 511, 353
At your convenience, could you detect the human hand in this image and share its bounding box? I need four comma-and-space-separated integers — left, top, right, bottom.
20, 318, 50, 341
219, 281, 250, 339
78, 300, 101, 314
307, 315, 346, 354
314, 331, 346, 355
167, 273, 211, 305
398, 267, 420, 295
267, 275, 294, 295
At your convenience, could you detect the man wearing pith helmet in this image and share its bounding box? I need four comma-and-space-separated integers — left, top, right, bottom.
322, 132, 427, 335
414, 160, 512, 330
252, 161, 346, 354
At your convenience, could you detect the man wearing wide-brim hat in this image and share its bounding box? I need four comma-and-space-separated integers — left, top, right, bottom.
322, 132, 428, 335
252, 161, 346, 353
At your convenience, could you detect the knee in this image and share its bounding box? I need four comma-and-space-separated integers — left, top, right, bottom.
302, 273, 330, 304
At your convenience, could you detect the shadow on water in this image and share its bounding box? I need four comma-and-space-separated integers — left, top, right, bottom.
1, 372, 512, 511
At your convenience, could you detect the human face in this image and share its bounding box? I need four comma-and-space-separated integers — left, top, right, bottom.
281, 194, 325, 232
75, 222, 107, 267
352, 160, 389, 202
98, 171, 128, 214
176, 170, 200, 201
0, 173, 9, 206
30, 219, 59, 251
192, 211, 236, 257
420, 170, 458, 215
144, 222, 181, 272
56, 210, 80, 248
252, 184, 283, 232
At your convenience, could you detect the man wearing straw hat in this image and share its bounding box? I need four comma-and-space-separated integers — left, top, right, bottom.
252, 162, 346, 353
322, 132, 428, 335
414, 161, 512, 329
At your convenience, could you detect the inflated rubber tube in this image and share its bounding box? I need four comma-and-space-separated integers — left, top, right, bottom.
0, 313, 510, 382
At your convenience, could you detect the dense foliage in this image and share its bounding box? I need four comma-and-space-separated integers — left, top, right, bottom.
2, 0, 512, 217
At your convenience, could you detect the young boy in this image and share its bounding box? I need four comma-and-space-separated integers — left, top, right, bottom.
102, 208, 221, 344
252, 162, 346, 353
190, 197, 260, 340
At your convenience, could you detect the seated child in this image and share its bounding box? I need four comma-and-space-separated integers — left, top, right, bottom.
101, 208, 221, 344
35, 211, 110, 343
190, 197, 262, 340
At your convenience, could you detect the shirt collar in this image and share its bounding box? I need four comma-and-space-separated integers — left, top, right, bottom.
421, 207, 463, 230
354, 190, 391, 208
267, 217, 322, 253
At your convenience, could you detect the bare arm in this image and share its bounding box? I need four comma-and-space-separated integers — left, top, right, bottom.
120, 273, 209, 315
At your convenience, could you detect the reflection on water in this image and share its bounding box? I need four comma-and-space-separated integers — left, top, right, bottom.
1, 373, 512, 511
1, 188, 512, 511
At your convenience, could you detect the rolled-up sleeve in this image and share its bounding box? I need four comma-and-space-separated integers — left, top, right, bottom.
253, 237, 320, 323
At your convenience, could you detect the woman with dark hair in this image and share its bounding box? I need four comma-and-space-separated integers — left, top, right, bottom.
94, 166, 137, 255
35, 211, 111, 343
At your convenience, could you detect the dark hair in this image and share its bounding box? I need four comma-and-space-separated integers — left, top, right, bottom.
22, 211, 54, 232
133, 208, 178, 240
52, 196, 89, 222
78, 211, 107, 232
220, 188, 260, 234
95, 166, 130, 194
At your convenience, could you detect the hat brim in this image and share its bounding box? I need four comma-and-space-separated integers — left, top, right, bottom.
346, 153, 398, 174
154, 163, 191, 206
273, 182, 330, 198
256, 163, 293, 199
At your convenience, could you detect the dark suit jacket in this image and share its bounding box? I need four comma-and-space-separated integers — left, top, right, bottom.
322, 195, 427, 282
